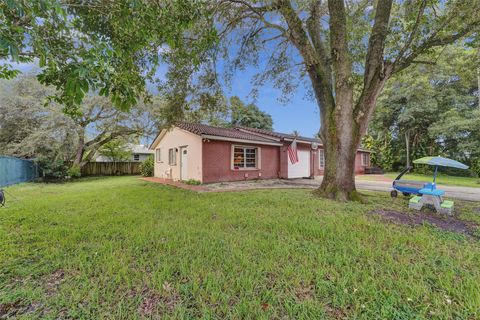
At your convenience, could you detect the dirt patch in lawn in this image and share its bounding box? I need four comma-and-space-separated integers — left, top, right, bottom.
137, 287, 161, 316
45, 269, 66, 296
136, 282, 182, 317
0, 300, 44, 319
0, 269, 71, 318
293, 281, 316, 302
0, 300, 23, 318
371, 209, 478, 238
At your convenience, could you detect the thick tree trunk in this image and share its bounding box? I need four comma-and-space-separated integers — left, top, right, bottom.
72, 128, 92, 169
313, 102, 362, 201
73, 134, 85, 167
405, 131, 410, 167
316, 133, 359, 201
477, 47, 480, 109
278, 0, 393, 201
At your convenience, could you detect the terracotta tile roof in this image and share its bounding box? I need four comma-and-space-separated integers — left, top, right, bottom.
235, 126, 322, 144
176, 122, 279, 144
150, 122, 371, 152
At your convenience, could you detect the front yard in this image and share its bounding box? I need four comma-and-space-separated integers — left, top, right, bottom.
1, 177, 479, 319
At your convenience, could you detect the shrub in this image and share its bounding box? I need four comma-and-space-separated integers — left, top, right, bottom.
183, 179, 201, 185
37, 157, 69, 181
470, 158, 480, 178
140, 155, 154, 177
68, 165, 82, 178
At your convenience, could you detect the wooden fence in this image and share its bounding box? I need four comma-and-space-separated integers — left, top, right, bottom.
81, 162, 141, 176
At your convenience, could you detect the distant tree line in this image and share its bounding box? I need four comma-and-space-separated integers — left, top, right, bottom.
0, 75, 273, 178
0, 75, 159, 178
189, 96, 273, 131
364, 44, 480, 177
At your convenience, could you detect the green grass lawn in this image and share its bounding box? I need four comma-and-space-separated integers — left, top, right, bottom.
383, 172, 480, 188
1, 177, 480, 319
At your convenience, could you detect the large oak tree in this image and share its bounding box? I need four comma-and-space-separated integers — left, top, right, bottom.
203, 0, 479, 200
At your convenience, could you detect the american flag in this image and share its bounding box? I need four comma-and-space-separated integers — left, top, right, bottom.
287, 139, 299, 164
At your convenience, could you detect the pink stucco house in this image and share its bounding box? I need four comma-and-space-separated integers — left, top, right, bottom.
149, 123, 371, 183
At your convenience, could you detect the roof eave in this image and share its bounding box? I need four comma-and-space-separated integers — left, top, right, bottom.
283, 137, 323, 145
149, 129, 167, 150
235, 128, 282, 142
201, 134, 283, 146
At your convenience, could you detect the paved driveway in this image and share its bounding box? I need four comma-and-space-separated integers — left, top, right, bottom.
204, 176, 480, 201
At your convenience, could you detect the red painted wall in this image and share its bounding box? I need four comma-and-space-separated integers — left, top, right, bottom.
202, 140, 280, 183
202, 139, 370, 183
295, 146, 370, 176
354, 151, 370, 174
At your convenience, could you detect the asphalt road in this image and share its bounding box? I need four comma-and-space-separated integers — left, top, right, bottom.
304, 177, 480, 201
356, 180, 480, 201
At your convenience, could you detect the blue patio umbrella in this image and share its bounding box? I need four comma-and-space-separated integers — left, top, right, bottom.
413, 156, 469, 187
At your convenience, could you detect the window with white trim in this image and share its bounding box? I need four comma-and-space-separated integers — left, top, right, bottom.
156, 148, 162, 162
361, 153, 370, 166
133, 154, 140, 161
232, 146, 259, 169
168, 148, 176, 165
319, 149, 325, 168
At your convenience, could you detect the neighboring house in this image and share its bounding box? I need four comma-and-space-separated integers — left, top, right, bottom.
149, 123, 371, 183
94, 144, 154, 162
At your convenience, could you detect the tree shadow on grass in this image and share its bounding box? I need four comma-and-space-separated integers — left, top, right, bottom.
369, 209, 479, 239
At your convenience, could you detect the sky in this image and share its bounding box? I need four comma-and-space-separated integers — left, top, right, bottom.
210, 27, 323, 138
221, 67, 321, 138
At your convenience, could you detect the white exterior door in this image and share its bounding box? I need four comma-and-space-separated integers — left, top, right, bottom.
288, 150, 310, 178
180, 148, 188, 180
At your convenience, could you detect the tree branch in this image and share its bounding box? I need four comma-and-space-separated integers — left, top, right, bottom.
410, 60, 436, 65
277, 0, 334, 110
362, 0, 394, 88
84, 127, 138, 148
394, 0, 427, 64
327, 0, 353, 100
353, 0, 393, 134
393, 20, 480, 74
219, 0, 286, 34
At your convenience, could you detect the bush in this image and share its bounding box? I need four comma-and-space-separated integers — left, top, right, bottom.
67, 165, 82, 178
37, 157, 69, 181
183, 179, 201, 185
470, 158, 480, 178
140, 155, 154, 177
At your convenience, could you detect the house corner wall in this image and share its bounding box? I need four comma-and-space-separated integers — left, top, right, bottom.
153, 127, 203, 182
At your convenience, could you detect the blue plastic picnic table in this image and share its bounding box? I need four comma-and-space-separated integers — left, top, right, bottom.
419, 188, 445, 196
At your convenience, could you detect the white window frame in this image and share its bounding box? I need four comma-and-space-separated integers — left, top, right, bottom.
231, 145, 261, 170
319, 149, 325, 169
361, 153, 370, 166
133, 154, 140, 161
156, 148, 162, 163
168, 148, 177, 166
